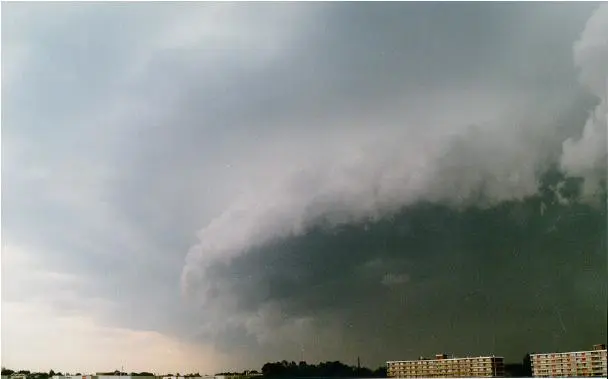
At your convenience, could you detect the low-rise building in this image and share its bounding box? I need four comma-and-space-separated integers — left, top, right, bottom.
387, 353, 505, 377
530, 343, 607, 377
54, 376, 149, 379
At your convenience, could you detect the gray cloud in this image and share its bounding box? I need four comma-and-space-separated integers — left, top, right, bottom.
2, 2, 606, 372
179, 5, 606, 362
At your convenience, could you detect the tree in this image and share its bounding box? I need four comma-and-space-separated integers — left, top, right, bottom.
260, 360, 385, 378
522, 353, 533, 377
373, 366, 387, 378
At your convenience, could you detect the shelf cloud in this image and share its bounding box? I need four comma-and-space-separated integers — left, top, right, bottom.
3, 2, 606, 372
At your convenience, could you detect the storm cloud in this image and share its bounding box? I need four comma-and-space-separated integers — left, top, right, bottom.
180, 2, 607, 367
2, 2, 606, 373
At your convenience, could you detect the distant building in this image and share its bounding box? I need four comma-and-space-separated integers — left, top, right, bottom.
54, 376, 148, 379
530, 344, 607, 377
214, 374, 259, 379
387, 353, 505, 377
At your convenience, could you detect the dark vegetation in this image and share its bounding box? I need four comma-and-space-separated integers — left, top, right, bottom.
503, 354, 532, 378
260, 361, 386, 378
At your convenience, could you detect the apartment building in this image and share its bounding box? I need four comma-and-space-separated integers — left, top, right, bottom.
530, 343, 607, 377
387, 353, 505, 378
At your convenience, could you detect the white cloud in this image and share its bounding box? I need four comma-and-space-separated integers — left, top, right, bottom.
561, 4, 608, 201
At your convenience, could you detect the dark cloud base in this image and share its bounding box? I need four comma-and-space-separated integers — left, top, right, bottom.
205, 168, 606, 366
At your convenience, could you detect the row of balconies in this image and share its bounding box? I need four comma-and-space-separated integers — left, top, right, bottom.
389, 376, 495, 378
533, 369, 604, 373
533, 351, 607, 360
391, 368, 495, 372
534, 374, 606, 377
535, 366, 607, 370
533, 365, 606, 369
388, 370, 498, 374
390, 372, 498, 375
391, 359, 496, 364
390, 369, 497, 373
392, 361, 495, 365
388, 367, 494, 372
534, 370, 607, 375
533, 367, 606, 372
390, 366, 494, 370
533, 358, 607, 364
533, 364, 605, 369
390, 363, 494, 367
389, 360, 499, 366
532, 357, 604, 363
390, 371, 495, 375
388, 374, 497, 378
542, 364, 605, 367
407, 366, 497, 369
532, 359, 607, 365
388, 375, 495, 378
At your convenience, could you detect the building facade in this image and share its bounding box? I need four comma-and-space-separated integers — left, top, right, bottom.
387, 353, 505, 378
530, 344, 607, 377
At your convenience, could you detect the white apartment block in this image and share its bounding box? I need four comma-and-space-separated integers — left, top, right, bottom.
530, 344, 607, 377
387, 353, 505, 378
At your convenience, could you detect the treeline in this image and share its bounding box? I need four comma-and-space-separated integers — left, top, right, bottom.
260, 361, 386, 378
504, 364, 530, 378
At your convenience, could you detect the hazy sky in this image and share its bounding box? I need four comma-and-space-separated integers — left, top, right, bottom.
2, 2, 607, 375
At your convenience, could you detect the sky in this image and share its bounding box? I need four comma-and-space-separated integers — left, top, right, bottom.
1, 2, 607, 375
